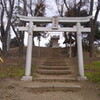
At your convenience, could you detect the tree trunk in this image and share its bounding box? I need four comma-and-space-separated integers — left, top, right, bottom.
18, 43, 24, 56
2, 32, 8, 56
18, 33, 24, 56
89, 4, 100, 57
89, 19, 95, 57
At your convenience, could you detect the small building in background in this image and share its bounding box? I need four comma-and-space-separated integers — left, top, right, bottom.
51, 35, 59, 48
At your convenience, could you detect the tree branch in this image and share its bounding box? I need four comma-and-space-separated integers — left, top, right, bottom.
94, 7, 100, 23
11, 24, 20, 43
64, 0, 69, 10
89, 0, 94, 15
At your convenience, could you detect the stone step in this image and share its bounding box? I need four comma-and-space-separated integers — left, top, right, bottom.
24, 82, 81, 92
42, 63, 68, 66
35, 74, 74, 78
37, 69, 71, 75
45, 60, 66, 63
39, 66, 69, 70
47, 58, 66, 60
33, 77, 77, 82
43, 63, 67, 65
44, 62, 67, 64
43, 61, 67, 63
45, 60, 66, 62
44, 60, 66, 63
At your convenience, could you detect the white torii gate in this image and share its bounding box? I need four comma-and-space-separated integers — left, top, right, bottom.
17, 15, 92, 81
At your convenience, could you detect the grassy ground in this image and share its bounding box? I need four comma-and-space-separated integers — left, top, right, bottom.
0, 57, 100, 83
85, 61, 100, 83
0, 64, 38, 79
0, 65, 24, 78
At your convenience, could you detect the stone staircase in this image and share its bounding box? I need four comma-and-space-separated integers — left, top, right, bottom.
24, 49, 81, 92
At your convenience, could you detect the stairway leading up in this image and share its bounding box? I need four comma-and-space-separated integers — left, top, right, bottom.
24, 48, 81, 92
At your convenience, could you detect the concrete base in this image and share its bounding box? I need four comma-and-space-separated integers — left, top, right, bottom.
77, 76, 87, 81
21, 76, 32, 81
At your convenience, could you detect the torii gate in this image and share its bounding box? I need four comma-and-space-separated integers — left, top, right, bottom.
17, 15, 92, 81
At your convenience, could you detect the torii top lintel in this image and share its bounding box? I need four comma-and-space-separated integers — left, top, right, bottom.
17, 15, 92, 23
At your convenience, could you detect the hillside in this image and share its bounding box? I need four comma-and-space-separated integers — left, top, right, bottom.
0, 46, 100, 100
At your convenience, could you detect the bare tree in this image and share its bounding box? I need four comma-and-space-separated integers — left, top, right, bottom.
55, 0, 89, 56
1, 0, 15, 55
55, 0, 100, 57
11, 0, 46, 55
89, 0, 100, 57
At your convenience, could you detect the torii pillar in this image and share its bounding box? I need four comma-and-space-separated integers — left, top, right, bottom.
76, 22, 87, 80
21, 21, 33, 81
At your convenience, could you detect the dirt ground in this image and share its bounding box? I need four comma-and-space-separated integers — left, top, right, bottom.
0, 56, 100, 100
0, 48, 100, 100
0, 78, 100, 100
